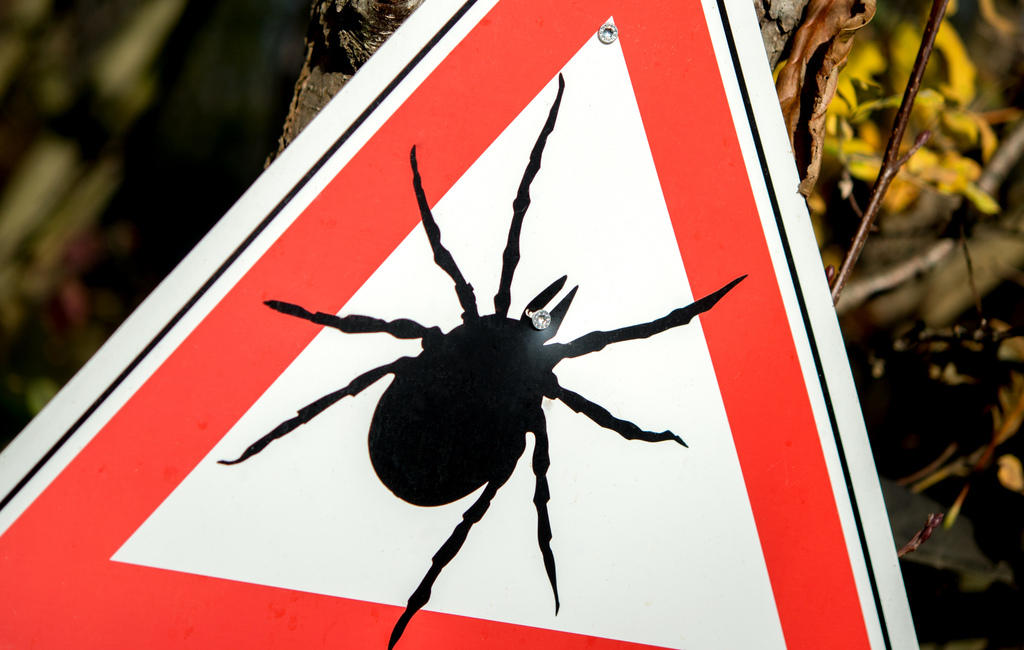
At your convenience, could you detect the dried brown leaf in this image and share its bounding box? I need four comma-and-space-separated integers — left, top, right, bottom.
777, 0, 876, 195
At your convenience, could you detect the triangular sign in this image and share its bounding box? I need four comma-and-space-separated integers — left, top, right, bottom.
0, 2, 917, 649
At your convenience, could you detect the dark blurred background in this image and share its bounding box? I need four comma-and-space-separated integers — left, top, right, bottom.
0, 0, 307, 438
1, 1, 1023, 647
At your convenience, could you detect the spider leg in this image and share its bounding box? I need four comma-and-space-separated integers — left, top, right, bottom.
410, 146, 479, 321
265, 300, 441, 341
549, 275, 746, 360
531, 415, 560, 613
389, 467, 514, 650
493, 74, 566, 317
547, 381, 688, 447
218, 356, 412, 465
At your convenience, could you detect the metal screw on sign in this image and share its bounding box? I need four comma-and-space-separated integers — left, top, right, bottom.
526, 309, 552, 330
598, 23, 618, 44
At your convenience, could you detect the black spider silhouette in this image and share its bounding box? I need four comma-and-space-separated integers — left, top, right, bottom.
219, 74, 745, 648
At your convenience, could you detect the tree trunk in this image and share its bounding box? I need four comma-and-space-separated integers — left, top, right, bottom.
269, 0, 424, 162
756, 0, 810, 68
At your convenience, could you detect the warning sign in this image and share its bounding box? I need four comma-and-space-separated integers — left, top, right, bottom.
0, 2, 917, 649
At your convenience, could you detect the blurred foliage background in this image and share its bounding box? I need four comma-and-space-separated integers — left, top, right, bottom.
0, 0, 1023, 647
803, 1, 1024, 647
0, 0, 306, 439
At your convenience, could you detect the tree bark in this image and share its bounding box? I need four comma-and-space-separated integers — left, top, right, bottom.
755, 0, 810, 68
269, 0, 423, 162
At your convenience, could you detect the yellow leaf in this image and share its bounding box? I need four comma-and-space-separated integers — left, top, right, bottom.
917, 88, 946, 113
944, 491, 964, 528
843, 39, 886, 90
913, 88, 947, 126
849, 89, 945, 124
772, 59, 787, 83
934, 20, 976, 106
997, 329, 1024, 363
875, 148, 998, 212
993, 373, 1024, 445
850, 93, 902, 122
835, 76, 857, 115
997, 455, 1024, 492
839, 135, 876, 156
908, 150, 980, 195
905, 146, 941, 174
980, 0, 1016, 36
943, 153, 981, 196
883, 177, 922, 213
963, 182, 1000, 214
916, 88, 946, 109
847, 157, 881, 182
891, 23, 920, 86
858, 120, 883, 150
975, 115, 998, 162
941, 110, 980, 147
807, 191, 827, 218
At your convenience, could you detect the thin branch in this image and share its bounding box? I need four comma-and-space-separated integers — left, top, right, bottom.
911, 455, 970, 492
978, 107, 1024, 125
897, 513, 944, 558
830, 0, 949, 305
837, 124, 1024, 311
841, 169, 864, 219
897, 442, 959, 486
848, 193, 864, 220
835, 238, 955, 313
896, 130, 932, 168
945, 425, 1001, 528
959, 222, 983, 318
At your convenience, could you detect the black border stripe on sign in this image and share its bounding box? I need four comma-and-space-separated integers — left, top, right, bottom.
714, 1, 893, 647
0, 0, 481, 514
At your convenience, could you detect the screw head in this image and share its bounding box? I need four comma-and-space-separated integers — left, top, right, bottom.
530, 310, 552, 330
598, 23, 618, 44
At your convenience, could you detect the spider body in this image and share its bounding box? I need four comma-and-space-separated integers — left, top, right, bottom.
220, 74, 744, 648
369, 314, 551, 507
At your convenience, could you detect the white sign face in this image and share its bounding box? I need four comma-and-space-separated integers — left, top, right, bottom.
0, 2, 916, 650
